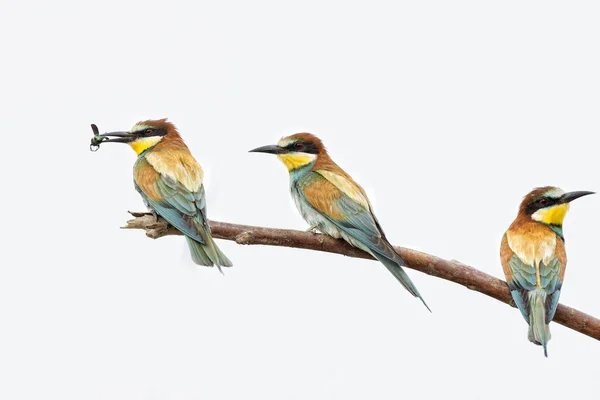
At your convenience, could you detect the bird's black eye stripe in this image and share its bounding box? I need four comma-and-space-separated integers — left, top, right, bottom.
525, 197, 559, 215
286, 141, 319, 154
137, 128, 167, 137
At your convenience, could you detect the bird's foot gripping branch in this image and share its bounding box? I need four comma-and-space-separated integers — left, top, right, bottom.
123, 211, 179, 239
122, 211, 600, 342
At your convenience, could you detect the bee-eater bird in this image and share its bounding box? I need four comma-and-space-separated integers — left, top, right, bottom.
500, 186, 593, 356
250, 133, 429, 310
95, 119, 232, 270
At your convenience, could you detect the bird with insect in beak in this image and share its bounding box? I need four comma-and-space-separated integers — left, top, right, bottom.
95, 119, 232, 271
500, 186, 593, 356
250, 133, 429, 310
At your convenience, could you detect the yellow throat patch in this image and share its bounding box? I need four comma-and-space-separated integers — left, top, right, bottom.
277, 153, 316, 171
129, 136, 163, 155
532, 203, 570, 225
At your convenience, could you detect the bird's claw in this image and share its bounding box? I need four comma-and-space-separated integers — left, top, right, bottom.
149, 210, 159, 223
128, 210, 157, 219
306, 226, 320, 234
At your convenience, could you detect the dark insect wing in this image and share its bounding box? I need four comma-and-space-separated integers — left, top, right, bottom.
90, 123, 104, 151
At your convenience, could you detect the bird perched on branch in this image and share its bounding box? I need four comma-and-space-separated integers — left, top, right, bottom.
250, 133, 429, 310
95, 119, 232, 271
500, 186, 593, 356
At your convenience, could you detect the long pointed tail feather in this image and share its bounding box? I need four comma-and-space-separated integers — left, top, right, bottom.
185, 235, 233, 272
374, 253, 431, 312
528, 289, 551, 357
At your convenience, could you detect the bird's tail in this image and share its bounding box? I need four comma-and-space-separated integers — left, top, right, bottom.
374, 253, 431, 312
528, 288, 551, 357
185, 235, 233, 273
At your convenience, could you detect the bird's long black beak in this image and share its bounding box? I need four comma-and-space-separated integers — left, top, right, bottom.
560, 191, 595, 203
249, 144, 287, 154
95, 131, 137, 144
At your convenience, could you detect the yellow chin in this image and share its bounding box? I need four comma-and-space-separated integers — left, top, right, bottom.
532, 203, 569, 225
277, 153, 316, 171
128, 136, 163, 155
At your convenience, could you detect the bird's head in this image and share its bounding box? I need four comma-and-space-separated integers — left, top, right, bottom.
520, 186, 594, 227
96, 118, 179, 155
249, 133, 326, 171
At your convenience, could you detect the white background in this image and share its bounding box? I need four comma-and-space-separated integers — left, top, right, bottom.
1, 1, 599, 399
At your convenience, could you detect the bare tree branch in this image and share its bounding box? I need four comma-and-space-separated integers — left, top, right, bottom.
123, 211, 600, 341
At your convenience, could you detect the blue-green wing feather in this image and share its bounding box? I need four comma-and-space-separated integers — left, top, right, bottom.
507, 255, 563, 323
333, 195, 397, 260
296, 172, 428, 309
135, 174, 209, 244
540, 257, 563, 322
296, 172, 387, 257
507, 255, 536, 322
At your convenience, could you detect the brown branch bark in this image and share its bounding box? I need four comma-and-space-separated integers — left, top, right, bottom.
123, 211, 600, 341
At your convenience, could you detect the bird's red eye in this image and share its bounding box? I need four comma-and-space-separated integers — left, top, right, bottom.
294, 142, 304, 151
538, 198, 549, 206
145, 129, 153, 135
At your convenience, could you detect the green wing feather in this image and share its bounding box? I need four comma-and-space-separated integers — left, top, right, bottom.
296, 172, 428, 309
135, 173, 231, 268
540, 257, 563, 322
296, 172, 386, 255
135, 174, 209, 244
507, 255, 563, 323
507, 255, 536, 322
